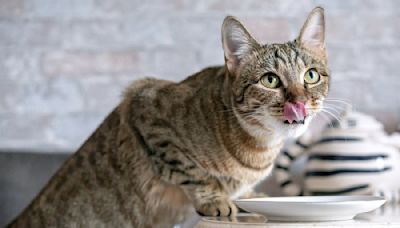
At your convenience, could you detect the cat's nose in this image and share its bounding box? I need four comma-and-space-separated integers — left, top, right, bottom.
283, 101, 307, 124
284, 85, 308, 104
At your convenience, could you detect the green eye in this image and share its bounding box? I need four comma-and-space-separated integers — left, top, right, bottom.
304, 69, 320, 84
261, 73, 281, 89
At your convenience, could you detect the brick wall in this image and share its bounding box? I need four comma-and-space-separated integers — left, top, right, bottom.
1, 0, 399, 152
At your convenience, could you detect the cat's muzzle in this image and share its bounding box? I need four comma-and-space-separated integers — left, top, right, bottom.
283, 101, 307, 124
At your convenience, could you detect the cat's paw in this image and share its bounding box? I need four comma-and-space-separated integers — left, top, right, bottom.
195, 198, 237, 217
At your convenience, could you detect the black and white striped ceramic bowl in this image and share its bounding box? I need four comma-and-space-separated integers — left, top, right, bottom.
274, 111, 400, 202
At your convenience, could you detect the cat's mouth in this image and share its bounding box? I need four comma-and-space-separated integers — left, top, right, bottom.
283, 119, 305, 125
282, 102, 307, 125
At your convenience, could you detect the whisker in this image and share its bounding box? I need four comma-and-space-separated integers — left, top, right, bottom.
317, 112, 334, 129
324, 99, 353, 108
322, 106, 342, 116
322, 104, 343, 112
324, 99, 352, 104
324, 97, 352, 102
320, 109, 341, 125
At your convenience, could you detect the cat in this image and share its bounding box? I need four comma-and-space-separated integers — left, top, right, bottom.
8, 7, 329, 228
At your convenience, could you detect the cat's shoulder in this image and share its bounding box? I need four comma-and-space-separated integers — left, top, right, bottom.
124, 77, 174, 100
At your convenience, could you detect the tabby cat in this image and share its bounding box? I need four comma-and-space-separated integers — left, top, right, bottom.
8, 7, 329, 228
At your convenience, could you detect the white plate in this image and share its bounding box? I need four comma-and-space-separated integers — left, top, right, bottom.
234, 195, 385, 222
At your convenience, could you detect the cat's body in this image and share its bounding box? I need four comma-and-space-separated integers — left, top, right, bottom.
8, 7, 329, 228
9, 67, 280, 227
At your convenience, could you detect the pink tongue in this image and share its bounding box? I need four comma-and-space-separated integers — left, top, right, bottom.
283, 102, 307, 123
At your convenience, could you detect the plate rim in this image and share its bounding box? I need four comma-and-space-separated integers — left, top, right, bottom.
234, 195, 386, 205
233, 195, 386, 222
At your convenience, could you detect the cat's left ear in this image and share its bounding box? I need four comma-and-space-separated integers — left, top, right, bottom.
221, 16, 260, 75
297, 7, 326, 56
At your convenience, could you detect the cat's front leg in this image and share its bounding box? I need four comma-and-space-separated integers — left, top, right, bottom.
180, 179, 238, 217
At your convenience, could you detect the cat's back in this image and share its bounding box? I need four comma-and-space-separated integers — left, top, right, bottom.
122, 67, 224, 120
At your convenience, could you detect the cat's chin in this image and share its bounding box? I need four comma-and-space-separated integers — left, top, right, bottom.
276, 116, 312, 138
287, 121, 310, 138
237, 113, 313, 140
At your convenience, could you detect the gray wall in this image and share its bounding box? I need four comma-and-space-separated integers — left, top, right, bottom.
0, 152, 69, 226
1, 0, 400, 152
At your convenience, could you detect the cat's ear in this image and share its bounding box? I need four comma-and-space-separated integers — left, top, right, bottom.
297, 7, 326, 56
221, 16, 259, 75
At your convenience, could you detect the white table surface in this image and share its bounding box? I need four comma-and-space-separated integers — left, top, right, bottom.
195, 203, 400, 228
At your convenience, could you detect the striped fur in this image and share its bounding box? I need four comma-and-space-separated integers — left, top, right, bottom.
8, 7, 329, 228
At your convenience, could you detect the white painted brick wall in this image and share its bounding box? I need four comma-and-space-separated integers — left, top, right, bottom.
1, 0, 399, 152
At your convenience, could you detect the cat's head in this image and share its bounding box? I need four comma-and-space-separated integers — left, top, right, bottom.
222, 7, 329, 138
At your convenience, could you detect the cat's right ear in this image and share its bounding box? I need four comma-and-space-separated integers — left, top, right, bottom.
221, 16, 259, 75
